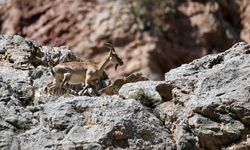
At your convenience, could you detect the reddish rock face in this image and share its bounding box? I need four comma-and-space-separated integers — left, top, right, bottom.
0, 0, 248, 80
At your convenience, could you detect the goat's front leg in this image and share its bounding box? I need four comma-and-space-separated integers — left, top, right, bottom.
79, 74, 99, 96
60, 73, 72, 95
79, 74, 92, 96
89, 83, 100, 96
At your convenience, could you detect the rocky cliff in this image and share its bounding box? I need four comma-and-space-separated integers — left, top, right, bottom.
1, 35, 250, 150
1, 0, 250, 80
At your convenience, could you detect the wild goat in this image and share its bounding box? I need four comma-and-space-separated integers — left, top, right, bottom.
46, 43, 123, 95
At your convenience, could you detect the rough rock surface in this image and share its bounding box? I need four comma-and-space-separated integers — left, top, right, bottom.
1, 35, 250, 149
23, 96, 175, 150
161, 42, 250, 149
119, 81, 173, 108
1, 0, 249, 80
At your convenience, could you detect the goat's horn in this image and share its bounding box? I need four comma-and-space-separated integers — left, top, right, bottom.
106, 42, 115, 52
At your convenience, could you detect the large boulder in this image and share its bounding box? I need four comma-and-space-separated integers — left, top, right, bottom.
18, 96, 175, 150
117, 41, 250, 149
159, 42, 250, 149
119, 81, 172, 108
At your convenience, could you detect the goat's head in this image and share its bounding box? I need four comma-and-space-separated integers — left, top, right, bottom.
107, 43, 123, 70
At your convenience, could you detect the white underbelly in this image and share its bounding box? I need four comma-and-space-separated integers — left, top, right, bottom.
68, 74, 85, 84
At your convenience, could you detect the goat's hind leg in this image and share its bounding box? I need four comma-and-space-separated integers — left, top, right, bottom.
78, 74, 91, 96
60, 73, 73, 95
64, 83, 78, 95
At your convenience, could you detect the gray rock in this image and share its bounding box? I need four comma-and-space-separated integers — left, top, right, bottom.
0, 35, 81, 150
159, 42, 250, 149
188, 114, 244, 149
119, 81, 172, 108
18, 96, 175, 150
0, 35, 78, 70
0, 66, 33, 106
0, 120, 17, 150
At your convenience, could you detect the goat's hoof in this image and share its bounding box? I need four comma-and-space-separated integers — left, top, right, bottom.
78, 90, 86, 96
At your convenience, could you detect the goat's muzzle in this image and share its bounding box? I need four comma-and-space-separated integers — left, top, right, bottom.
115, 60, 123, 70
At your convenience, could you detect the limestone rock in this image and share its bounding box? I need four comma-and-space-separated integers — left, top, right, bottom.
19, 96, 175, 150
119, 81, 173, 108
159, 42, 250, 149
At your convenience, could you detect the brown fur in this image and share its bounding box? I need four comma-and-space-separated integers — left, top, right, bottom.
46, 43, 123, 95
